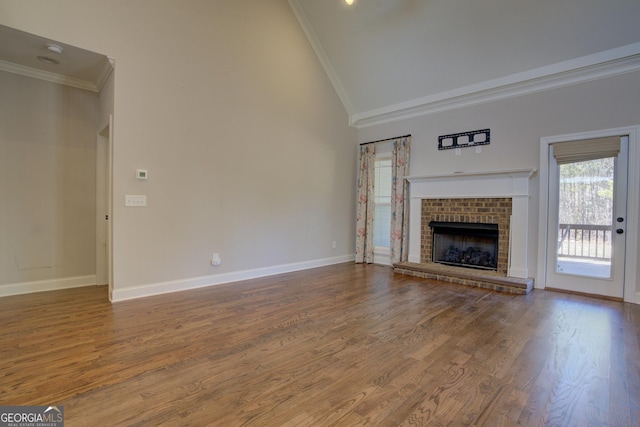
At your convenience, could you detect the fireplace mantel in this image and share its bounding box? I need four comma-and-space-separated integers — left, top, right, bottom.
405, 168, 536, 182
405, 168, 536, 279
405, 169, 536, 199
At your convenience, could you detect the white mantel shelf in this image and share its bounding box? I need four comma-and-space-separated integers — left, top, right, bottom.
405, 168, 537, 182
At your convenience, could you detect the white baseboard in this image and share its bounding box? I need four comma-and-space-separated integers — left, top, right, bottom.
0, 275, 97, 298
110, 254, 356, 302
373, 247, 391, 266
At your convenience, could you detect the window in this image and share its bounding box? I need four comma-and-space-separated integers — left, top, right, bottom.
374, 157, 392, 248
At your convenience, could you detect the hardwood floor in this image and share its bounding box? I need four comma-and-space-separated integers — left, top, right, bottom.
1, 263, 639, 426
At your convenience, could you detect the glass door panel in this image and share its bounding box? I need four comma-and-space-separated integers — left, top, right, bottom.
555, 157, 613, 279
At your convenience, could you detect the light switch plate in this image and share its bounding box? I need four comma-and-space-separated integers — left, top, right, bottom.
125, 195, 147, 207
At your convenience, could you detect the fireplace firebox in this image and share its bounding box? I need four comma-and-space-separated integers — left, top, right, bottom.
429, 221, 498, 271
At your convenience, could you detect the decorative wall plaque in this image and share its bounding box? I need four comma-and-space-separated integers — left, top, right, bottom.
438, 129, 490, 150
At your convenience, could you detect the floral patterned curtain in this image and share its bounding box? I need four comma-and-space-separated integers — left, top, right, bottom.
355, 144, 375, 263
390, 136, 411, 264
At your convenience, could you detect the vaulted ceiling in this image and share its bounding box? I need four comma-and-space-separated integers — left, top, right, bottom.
289, 0, 640, 127
1, 1, 639, 125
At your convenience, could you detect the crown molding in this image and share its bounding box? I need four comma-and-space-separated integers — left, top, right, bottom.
351, 42, 640, 128
288, 1, 640, 129
0, 58, 113, 93
95, 57, 115, 92
288, 0, 354, 116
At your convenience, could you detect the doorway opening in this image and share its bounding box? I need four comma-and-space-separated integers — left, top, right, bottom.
539, 127, 640, 302
0, 24, 114, 299
96, 115, 113, 299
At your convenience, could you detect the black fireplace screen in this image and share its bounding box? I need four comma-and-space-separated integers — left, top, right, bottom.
429, 221, 498, 271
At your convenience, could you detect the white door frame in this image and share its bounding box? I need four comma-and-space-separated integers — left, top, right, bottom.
96, 115, 114, 300
538, 125, 640, 303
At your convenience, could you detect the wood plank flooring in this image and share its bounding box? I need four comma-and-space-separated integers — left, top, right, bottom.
1, 263, 639, 426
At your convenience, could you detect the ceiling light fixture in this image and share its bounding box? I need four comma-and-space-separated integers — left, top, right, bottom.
46, 44, 64, 54
345, 0, 354, 5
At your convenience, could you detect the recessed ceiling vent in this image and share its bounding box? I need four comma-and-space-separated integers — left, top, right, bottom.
37, 43, 64, 65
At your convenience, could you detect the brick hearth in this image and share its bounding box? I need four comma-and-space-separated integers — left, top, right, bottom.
394, 262, 534, 295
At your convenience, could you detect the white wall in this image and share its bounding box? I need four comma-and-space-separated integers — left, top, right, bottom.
0, 70, 100, 290
0, 0, 357, 299
357, 70, 640, 298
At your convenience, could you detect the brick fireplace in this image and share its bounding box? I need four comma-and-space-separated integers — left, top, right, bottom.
422, 198, 512, 275
394, 170, 536, 294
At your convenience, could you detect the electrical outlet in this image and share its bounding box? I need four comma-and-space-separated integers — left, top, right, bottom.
211, 253, 221, 266
332, 241, 337, 249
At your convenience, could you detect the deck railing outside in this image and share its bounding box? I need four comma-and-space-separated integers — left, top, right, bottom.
557, 223, 612, 260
